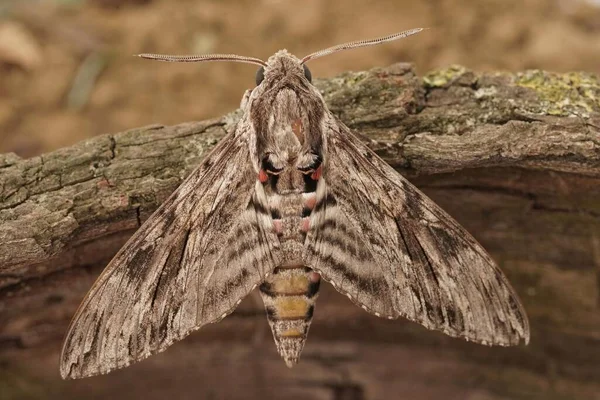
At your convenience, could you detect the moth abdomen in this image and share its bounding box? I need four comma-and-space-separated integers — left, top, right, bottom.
259, 265, 321, 367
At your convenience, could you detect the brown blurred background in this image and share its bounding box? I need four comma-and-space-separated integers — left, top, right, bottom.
2, 0, 600, 399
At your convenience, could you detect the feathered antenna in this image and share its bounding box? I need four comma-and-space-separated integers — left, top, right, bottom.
136, 53, 267, 67
301, 28, 425, 64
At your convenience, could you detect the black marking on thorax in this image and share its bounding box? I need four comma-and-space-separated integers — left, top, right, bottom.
302, 174, 317, 193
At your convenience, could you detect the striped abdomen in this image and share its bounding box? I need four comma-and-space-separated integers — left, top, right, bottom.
259, 264, 321, 367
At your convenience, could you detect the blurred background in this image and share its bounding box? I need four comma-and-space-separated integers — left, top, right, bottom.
1, 0, 600, 157
1, 0, 600, 399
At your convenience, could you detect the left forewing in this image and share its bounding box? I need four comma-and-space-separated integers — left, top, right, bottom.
61, 131, 280, 379
305, 119, 529, 346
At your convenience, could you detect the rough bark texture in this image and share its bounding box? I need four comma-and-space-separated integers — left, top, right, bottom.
1, 63, 600, 399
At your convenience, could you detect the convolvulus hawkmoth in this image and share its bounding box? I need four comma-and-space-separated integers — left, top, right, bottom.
60, 29, 530, 379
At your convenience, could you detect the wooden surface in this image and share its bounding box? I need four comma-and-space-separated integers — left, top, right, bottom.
1, 63, 600, 399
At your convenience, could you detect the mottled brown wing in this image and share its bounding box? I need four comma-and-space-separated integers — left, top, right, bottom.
305, 120, 529, 346
60, 131, 280, 379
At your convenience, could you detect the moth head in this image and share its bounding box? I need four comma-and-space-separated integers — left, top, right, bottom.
253, 50, 312, 88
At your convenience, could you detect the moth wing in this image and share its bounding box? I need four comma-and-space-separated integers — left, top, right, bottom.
60, 131, 279, 379
305, 121, 529, 346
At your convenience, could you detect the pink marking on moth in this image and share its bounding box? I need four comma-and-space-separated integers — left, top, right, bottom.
258, 169, 268, 183
309, 272, 321, 283
272, 219, 283, 234
304, 193, 317, 210
311, 165, 322, 180
301, 217, 310, 232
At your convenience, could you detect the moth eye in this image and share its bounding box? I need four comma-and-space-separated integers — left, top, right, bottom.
303, 64, 312, 83
255, 66, 265, 86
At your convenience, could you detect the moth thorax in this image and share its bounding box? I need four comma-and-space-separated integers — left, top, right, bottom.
269, 89, 309, 147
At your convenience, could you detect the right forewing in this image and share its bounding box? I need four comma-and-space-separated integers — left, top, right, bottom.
61, 130, 280, 379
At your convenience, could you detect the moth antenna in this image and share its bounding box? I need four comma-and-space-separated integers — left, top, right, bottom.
301, 28, 426, 64
137, 53, 267, 67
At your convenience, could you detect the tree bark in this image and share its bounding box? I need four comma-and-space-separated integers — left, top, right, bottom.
1, 63, 600, 399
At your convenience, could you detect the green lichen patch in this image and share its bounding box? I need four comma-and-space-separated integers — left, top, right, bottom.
423, 65, 468, 88
516, 70, 600, 117
316, 70, 369, 97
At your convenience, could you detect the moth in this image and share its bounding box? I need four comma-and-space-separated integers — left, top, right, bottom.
60, 29, 529, 379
